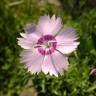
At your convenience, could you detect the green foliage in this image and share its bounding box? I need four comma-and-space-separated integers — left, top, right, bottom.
0, 0, 96, 96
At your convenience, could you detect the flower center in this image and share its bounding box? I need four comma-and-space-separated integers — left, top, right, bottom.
37, 35, 57, 55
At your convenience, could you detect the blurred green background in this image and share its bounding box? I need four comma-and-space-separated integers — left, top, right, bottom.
0, 0, 96, 96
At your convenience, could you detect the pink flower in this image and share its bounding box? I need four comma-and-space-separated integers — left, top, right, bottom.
17, 15, 79, 76
90, 68, 96, 76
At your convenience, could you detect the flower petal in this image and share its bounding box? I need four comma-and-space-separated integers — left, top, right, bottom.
56, 27, 79, 54
42, 55, 58, 76
51, 51, 69, 74
17, 32, 39, 49
21, 49, 44, 74
20, 33, 27, 38
42, 51, 69, 76
37, 15, 62, 35
57, 42, 80, 54
56, 27, 79, 41
24, 23, 42, 37
24, 23, 36, 33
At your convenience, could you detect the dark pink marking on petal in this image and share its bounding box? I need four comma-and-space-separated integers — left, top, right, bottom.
37, 34, 57, 55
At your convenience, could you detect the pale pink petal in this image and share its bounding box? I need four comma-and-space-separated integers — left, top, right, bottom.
17, 38, 32, 49
17, 33, 39, 49
56, 27, 79, 54
56, 27, 78, 42
42, 55, 58, 76
21, 49, 44, 74
42, 51, 69, 76
51, 51, 69, 74
20, 33, 27, 38
37, 15, 62, 35
24, 23, 36, 33
24, 23, 42, 37
57, 42, 80, 54
50, 15, 62, 34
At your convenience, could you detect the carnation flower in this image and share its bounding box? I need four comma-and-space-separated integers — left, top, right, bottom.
17, 15, 79, 76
